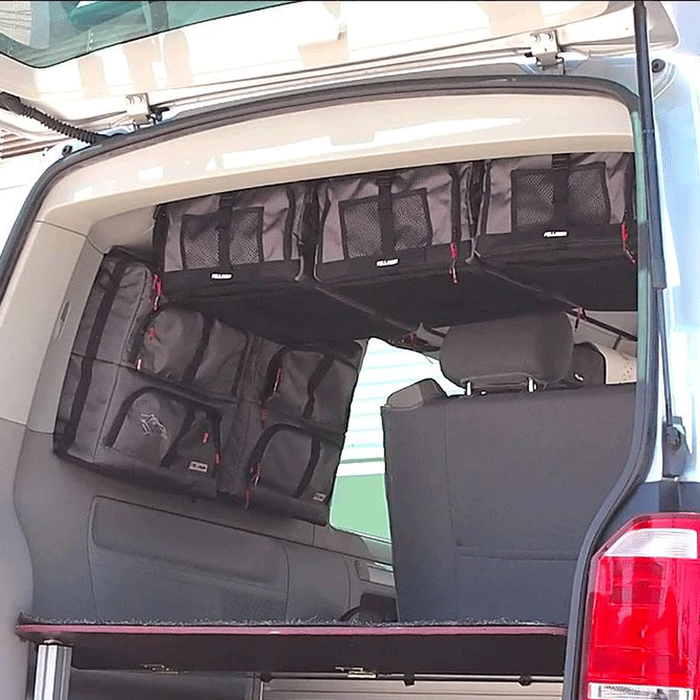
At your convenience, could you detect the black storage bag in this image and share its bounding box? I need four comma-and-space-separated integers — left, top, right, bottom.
316, 163, 481, 284
155, 183, 310, 299
55, 250, 237, 497
314, 162, 556, 331
219, 337, 365, 524
57, 359, 228, 497
132, 306, 251, 399
474, 152, 637, 310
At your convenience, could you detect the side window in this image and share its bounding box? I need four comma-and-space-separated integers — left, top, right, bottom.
330, 338, 459, 541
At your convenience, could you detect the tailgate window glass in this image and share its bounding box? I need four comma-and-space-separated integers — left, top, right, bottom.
0, 1, 293, 68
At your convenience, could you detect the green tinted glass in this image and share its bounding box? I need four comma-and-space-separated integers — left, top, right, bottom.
0, 2, 293, 68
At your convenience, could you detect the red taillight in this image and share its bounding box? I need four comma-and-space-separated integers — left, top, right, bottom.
581, 514, 700, 700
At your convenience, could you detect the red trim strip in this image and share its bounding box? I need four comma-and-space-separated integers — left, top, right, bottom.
16, 623, 566, 639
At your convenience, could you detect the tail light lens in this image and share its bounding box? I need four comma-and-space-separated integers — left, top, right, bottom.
581, 514, 700, 700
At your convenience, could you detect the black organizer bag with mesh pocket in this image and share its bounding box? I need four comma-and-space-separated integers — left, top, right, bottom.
131, 306, 251, 399
219, 338, 365, 524
474, 153, 637, 310
54, 249, 237, 498
316, 164, 482, 284
154, 183, 310, 298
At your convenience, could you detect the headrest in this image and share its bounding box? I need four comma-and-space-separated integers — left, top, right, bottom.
439, 312, 573, 390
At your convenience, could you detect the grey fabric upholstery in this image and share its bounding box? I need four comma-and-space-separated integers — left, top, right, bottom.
382, 367, 635, 624
439, 312, 573, 390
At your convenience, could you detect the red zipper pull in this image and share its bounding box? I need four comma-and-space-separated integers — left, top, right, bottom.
152, 274, 162, 310
449, 242, 459, 285
621, 222, 636, 264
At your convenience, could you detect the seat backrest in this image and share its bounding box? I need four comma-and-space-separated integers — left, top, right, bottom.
381, 313, 635, 624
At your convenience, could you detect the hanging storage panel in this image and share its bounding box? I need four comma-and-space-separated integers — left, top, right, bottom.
219, 338, 365, 525
155, 183, 311, 298
474, 152, 637, 309
55, 249, 239, 499
316, 163, 482, 284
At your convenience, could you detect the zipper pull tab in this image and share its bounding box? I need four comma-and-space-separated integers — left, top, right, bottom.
152, 274, 162, 310
449, 242, 459, 285
621, 222, 636, 264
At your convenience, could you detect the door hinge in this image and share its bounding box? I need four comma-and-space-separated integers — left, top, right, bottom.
336, 667, 377, 679
529, 31, 563, 70
125, 93, 160, 126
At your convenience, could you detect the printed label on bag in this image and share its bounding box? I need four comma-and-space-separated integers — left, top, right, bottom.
211, 272, 234, 280
140, 413, 168, 439
543, 230, 568, 238
376, 258, 399, 267
188, 461, 209, 473
313, 492, 327, 503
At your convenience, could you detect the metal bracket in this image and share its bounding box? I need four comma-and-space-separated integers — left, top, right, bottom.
529, 31, 562, 70
125, 93, 156, 125
336, 666, 378, 679
33, 643, 72, 700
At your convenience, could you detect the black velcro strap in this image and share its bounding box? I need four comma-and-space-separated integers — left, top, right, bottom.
182, 316, 215, 385
448, 165, 462, 250
217, 192, 238, 271
303, 355, 335, 421
376, 173, 395, 258
160, 408, 195, 469
283, 185, 296, 261
551, 153, 570, 230
294, 438, 321, 499
61, 258, 130, 450
152, 206, 168, 271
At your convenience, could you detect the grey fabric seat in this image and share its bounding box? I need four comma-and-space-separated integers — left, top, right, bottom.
381, 313, 635, 624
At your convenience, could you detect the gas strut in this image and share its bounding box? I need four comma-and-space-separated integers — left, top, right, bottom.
633, 0, 689, 480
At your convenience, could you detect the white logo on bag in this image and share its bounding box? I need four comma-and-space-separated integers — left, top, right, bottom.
543, 230, 568, 238
376, 258, 399, 267
188, 461, 209, 473
211, 272, 233, 280
313, 492, 327, 503
140, 413, 168, 439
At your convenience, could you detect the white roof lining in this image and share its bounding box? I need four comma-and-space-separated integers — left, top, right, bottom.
24, 92, 631, 248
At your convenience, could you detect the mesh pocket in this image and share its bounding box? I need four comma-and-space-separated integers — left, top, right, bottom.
511, 171, 555, 230
511, 162, 610, 232
181, 213, 220, 269
566, 167, 610, 225
340, 197, 382, 258
338, 189, 432, 258
393, 190, 432, 250
228, 208, 263, 265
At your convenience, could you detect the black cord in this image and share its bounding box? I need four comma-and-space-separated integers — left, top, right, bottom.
0, 92, 108, 145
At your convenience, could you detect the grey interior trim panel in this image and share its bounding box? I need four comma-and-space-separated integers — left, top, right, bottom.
15, 431, 394, 624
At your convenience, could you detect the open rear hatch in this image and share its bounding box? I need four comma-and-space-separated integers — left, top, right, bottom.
0, 1, 677, 137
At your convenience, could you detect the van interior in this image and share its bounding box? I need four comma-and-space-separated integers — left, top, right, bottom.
1, 90, 640, 698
